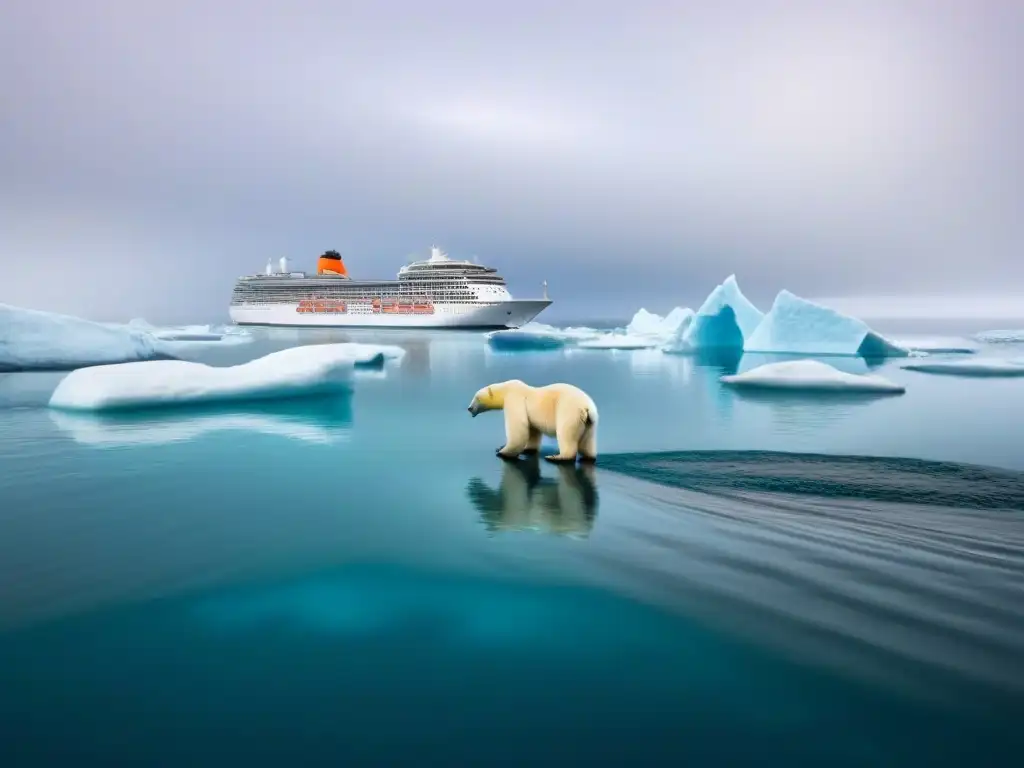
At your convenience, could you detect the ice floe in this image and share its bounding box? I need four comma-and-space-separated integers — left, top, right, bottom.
902, 359, 1024, 378
721, 359, 905, 393
1, 303, 174, 371
48, 343, 395, 411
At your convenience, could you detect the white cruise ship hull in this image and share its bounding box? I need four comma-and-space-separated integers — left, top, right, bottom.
229, 299, 551, 329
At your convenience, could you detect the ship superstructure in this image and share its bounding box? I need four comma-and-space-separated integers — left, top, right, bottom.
229, 247, 551, 328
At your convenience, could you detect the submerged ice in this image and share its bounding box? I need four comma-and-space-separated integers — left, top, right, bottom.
48, 343, 397, 411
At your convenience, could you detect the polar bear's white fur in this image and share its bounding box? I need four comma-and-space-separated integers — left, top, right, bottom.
467, 379, 598, 463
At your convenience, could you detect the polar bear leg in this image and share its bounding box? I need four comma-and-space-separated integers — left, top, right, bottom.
521, 428, 543, 455
545, 410, 586, 463
578, 424, 598, 463
497, 399, 531, 459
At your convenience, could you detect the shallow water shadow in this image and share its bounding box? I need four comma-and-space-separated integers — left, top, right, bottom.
466, 455, 599, 536
49, 393, 355, 447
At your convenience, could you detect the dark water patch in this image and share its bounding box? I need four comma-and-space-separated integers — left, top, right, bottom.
2, 563, 1021, 766
599, 450, 1024, 511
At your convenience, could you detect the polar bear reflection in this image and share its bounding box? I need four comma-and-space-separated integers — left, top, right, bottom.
466, 456, 599, 537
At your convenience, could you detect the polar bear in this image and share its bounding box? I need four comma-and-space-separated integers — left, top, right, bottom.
467, 379, 599, 463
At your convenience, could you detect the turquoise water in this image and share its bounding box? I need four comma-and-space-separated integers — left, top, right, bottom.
1, 326, 1023, 766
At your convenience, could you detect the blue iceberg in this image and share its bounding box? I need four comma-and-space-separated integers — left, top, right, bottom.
664, 275, 762, 353
743, 291, 908, 358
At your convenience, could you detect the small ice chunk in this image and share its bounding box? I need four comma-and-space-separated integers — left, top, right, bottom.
889, 336, 977, 355
488, 330, 567, 351
48, 343, 394, 411
721, 359, 905, 393
902, 359, 1024, 378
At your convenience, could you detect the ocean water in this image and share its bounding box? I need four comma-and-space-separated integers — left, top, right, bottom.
1, 324, 1023, 766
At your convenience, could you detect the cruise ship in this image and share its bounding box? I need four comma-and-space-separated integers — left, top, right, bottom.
229, 247, 552, 329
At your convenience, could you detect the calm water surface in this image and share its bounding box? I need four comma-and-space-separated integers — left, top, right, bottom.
1, 325, 1022, 766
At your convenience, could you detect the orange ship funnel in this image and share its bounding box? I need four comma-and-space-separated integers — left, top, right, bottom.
317, 250, 348, 276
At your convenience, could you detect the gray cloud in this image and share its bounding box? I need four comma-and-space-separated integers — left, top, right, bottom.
1, 0, 1021, 322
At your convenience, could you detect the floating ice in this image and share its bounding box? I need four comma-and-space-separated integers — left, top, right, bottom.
125, 318, 253, 344
721, 360, 905, 393
902, 359, 1024, 378
666, 275, 763, 353
974, 330, 1024, 345
890, 336, 977, 355
744, 291, 908, 358
488, 329, 568, 351
487, 322, 601, 351
626, 307, 694, 339
576, 335, 660, 350
1, 303, 174, 372
48, 343, 394, 411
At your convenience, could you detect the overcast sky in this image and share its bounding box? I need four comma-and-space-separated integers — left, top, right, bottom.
1, 0, 1021, 322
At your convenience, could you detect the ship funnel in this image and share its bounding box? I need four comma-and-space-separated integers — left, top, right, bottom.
265, 259, 273, 276
317, 249, 348, 277
429, 246, 447, 262
279, 256, 289, 273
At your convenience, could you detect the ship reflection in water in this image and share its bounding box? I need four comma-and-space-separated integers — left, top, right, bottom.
466, 456, 599, 537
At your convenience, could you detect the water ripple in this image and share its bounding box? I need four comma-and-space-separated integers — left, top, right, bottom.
556, 451, 1024, 704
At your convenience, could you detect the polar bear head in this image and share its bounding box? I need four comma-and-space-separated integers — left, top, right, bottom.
467, 379, 526, 417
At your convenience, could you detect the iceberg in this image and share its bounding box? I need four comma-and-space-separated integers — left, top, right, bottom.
666, 275, 763, 353
743, 291, 908, 358
902, 359, 1024, 378
626, 307, 694, 339
721, 360, 905, 394
1, 303, 174, 372
48, 343, 394, 411
974, 330, 1024, 345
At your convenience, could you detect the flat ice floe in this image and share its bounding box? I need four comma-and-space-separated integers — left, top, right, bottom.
48, 343, 395, 411
974, 330, 1024, 344
1, 303, 173, 371
744, 291, 908, 358
902, 359, 1024, 378
576, 334, 662, 350
721, 360, 905, 394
